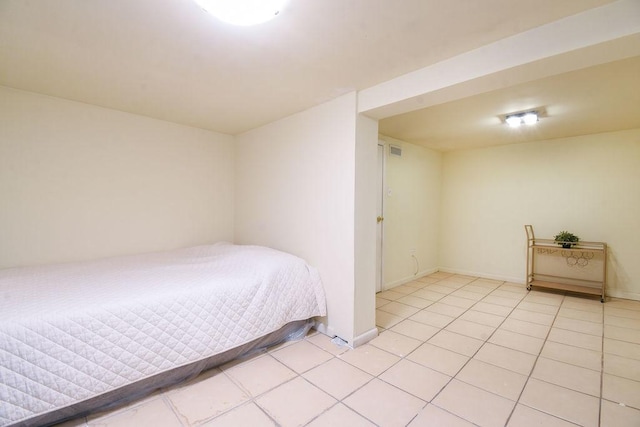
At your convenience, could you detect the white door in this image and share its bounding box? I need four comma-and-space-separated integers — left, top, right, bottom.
375, 143, 385, 293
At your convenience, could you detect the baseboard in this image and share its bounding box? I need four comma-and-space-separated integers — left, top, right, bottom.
352, 327, 378, 348
606, 290, 640, 301
437, 267, 523, 284
383, 267, 438, 291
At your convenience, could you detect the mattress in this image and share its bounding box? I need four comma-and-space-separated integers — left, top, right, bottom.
0, 243, 326, 427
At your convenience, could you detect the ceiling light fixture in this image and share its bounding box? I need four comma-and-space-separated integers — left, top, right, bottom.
194, 0, 288, 26
505, 110, 539, 128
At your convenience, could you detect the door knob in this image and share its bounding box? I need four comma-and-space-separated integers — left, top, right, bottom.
377, 216, 384, 223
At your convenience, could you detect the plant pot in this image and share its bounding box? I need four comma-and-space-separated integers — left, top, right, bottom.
562, 243, 572, 249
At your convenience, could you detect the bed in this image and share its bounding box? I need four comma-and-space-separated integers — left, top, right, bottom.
0, 243, 326, 427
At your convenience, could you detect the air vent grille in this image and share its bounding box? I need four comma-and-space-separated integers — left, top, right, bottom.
390, 145, 402, 157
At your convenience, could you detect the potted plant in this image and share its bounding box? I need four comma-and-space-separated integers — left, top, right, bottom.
554, 231, 580, 248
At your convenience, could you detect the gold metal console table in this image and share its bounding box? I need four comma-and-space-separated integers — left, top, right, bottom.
525, 225, 607, 303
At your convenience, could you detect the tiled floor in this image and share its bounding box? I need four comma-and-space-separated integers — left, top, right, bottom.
57, 272, 640, 427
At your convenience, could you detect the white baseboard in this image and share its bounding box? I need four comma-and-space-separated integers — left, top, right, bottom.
383, 268, 438, 291
352, 327, 378, 348
606, 290, 640, 301
437, 267, 523, 284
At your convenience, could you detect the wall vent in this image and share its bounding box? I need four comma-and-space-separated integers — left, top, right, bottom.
389, 145, 402, 157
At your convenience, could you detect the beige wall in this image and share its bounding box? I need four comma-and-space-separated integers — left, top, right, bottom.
380, 136, 442, 288
0, 86, 235, 268
440, 128, 640, 300
234, 93, 360, 345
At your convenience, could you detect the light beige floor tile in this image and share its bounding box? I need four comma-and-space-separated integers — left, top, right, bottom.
379, 359, 451, 402
459, 310, 505, 327
424, 302, 467, 317
428, 330, 484, 357
519, 378, 599, 427
271, 340, 333, 374
603, 374, 640, 410
369, 330, 422, 357
606, 299, 640, 310
376, 310, 404, 329
500, 318, 550, 339
451, 289, 485, 301
404, 280, 429, 289
507, 404, 578, 427
456, 359, 527, 400
407, 342, 469, 376
377, 289, 405, 301
600, 399, 640, 427
489, 289, 525, 300
473, 301, 513, 317
166, 369, 250, 426
255, 377, 336, 427
375, 296, 391, 308
463, 285, 494, 295
429, 272, 455, 279
390, 319, 440, 341
474, 278, 504, 286
343, 379, 425, 427
423, 284, 456, 295
604, 315, 640, 330
432, 379, 515, 427
604, 324, 640, 344
303, 358, 372, 400
523, 292, 564, 306
306, 332, 350, 356
489, 329, 544, 355
410, 310, 455, 328
306, 403, 376, 427
397, 295, 433, 309
482, 295, 520, 308
604, 353, 640, 382
446, 318, 496, 341
553, 316, 603, 336
408, 404, 476, 427
517, 301, 560, 315
604, 338, 640, 360
411, 288, 447, 302
88, 398, 181, 427
474, 343, 537, 375
439, 281, 466, 291
223, 354, 297, 397
547, 328, 602, 351
201, 402, 276, 427
392, 284, 421, 295
416, 276, 439, 284
87, 390, 163, 423
439, 295, 476, 309
509, 308, 555, 326
449, 275, 477, 284
561, 298, 603, 313
532, 357, 601, 397
377, 301, 421, 318
338, 344, 400, 376
540, 341, 602, 371
558, 307, 602, 323
605, 307, 640, 320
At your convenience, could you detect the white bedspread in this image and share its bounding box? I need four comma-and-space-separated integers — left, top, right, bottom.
0, 244, 326, 426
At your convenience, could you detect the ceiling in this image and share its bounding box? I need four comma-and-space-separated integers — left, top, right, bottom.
0, 0, 621, 138
379, 55, 640, 151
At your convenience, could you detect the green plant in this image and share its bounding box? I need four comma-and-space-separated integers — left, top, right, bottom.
554, 231, 580, 248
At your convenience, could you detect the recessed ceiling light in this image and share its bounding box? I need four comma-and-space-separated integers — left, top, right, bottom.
504, 110, 539, 127
194, 0, 288, 26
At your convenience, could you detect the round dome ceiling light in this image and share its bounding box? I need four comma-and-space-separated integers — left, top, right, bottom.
194, 0, 289, 26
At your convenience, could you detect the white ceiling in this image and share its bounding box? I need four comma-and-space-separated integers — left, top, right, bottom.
0, 0, 621, 137
379, 56, 640, 151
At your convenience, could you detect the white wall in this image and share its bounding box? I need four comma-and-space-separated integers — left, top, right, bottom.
440, 128, 640, 300
379, 135, 442, 288
234, 93, 359, 344
0, 86, 235, 269
354, 113, 379, 345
